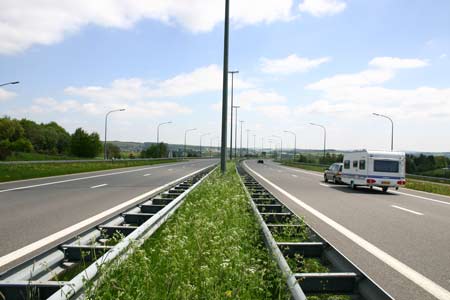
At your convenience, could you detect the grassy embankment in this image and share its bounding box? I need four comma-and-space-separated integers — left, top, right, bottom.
281, 162, 450, 197
0, 159, 178, 182
4, 152, 90, 161
87, 163, 289, 300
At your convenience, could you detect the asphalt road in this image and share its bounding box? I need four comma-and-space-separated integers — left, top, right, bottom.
244, 159, 450, 300
0, 159, 217, 271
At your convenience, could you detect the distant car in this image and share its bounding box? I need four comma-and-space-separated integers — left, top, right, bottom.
257, 159, 264, 164
324, 163, 343, 183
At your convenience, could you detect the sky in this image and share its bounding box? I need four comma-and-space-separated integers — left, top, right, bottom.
0, 0, 449, 152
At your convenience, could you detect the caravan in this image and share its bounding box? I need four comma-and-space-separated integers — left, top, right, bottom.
341, 150, 406, 192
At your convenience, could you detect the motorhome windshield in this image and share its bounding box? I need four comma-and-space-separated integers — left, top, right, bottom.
373, 160, 399, 173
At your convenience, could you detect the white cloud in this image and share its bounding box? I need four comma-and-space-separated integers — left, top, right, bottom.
261, 54, 331, 74
236, 89, 287, 109
298, 0, 346, 17
0, 0, 293, 55
439, 53, 448, 59
0, 88, 16, 102
369, 57, 429, 69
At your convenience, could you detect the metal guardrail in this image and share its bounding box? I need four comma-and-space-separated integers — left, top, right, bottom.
237, 163, 394, 300
0, 164, 216, 300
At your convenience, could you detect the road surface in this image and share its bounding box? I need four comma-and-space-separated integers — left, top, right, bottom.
244, 159, 450, 300
0, 159, 217, 272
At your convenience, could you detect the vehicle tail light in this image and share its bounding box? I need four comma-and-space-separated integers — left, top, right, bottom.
366, 179, 376, 184
397, 180, 406, 185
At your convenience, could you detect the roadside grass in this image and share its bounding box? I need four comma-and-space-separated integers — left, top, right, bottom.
281, 161, 450, 197
0, 159, 178, 182
86, 163, 289, 300
4, 151, 89, 161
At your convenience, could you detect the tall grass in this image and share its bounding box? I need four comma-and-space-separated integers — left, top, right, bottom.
87, 163, 288, 300
0, 159, 178, 182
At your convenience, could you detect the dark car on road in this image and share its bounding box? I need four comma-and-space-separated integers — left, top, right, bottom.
324, 163, 343, 183
257, 159, 264, 164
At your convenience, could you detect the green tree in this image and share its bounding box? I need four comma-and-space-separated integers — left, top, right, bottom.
106, 143, 121, 159
141, 143, 168, 158
70, 128, 102, 158
0, 117, 29, 159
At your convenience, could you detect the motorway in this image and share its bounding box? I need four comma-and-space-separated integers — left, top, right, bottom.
244, 159, 450, 300
0, 159, 217, 272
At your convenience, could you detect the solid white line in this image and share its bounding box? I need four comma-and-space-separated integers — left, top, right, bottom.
143, 174, 151, 177
90, 184, 108, 189
0, 163, 215, 269
168, 169, 173, 171
0, 162, 194, 194
277, 163, 322, 177
319, 183, 331, 187
244, 161, 450, 300
391, 205, 424, 216
392, 190, 450, 206
291, 174, 298, 178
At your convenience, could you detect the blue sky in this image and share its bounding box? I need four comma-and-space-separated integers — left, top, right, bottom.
1, 0, 449, 151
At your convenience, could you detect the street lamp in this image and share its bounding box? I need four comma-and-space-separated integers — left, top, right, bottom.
239, 120, 244, 158
184, 128, 197, 158
246, 129, 251, 156
210, 136, 219, 158
284, 130, 297, 160
104, 108, 126, 160
271, 135, 283, 160
0, 81, 19, 87
373, 113, 394, 151
229, 70, 239, 160
200, 133, 211, 157
310, 123, 326, 158
233, 105, 240, 159
157, 121, 172, 158
253, 134, 256, 156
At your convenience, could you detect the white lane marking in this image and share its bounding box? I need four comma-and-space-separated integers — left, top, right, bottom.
277, 170, 282, 173
403, 187, 450, 200
143, 174, 151, 177
319, 183, 331, 187
291, 174, 298, 178
244, 161, 450, 300
392, 190, 450, 206
168, 169, 173, 171
277, 164, 322, 177
0, 162, 195, 194
90, 184, 108, 189
391, 205, 424, 216
0, 164, 215, 269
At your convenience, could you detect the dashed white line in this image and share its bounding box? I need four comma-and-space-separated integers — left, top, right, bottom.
90, 183, 108, 189
291, 174, 298, 178
143, 174, 151, 177
168, 169, 173, 171
391, 205, 424, 216
244, 161, 450, 300
319, 183, 331, 187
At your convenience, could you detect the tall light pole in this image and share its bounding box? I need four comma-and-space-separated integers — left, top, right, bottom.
220, 0, 230, 173
246, 129, 250, 156
239, 120, 244, 158
284, 130, 297, 160
104, 109, 125, 160
229, 70, 239, 160
210, 136, 219, 158
233, 105, 240, 159
261, 137, 264, 156
184, 128, 197, 158
271, 135, 283, 160
253, 134, 256, 156
200, 133, 211, 157
310, 123, 326, 157
157, 121, 172, 158
373, 113, 394, 151
0, 81, 19, 87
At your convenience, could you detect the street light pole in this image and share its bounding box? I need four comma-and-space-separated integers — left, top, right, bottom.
220, 0, 230, 173
200, 133, 211, 157
0, 81, 19, 87
284, 130, 297, 160
229, 70, 239, 160
246, 129, 250, 156
271, 135, 283, 160
233, 105, 240, 159
253, 134, 256, 156
261, 137, 264, 154
210, 136, 219, 158
184, 128, 197, 158
104, 108, 125, 160
239, 120, 244, 158
373, 113, 394, 151
157, 121, 172, 158
310, 123, 326, 158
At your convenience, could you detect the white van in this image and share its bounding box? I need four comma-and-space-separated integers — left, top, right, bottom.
341, 150, 406, 192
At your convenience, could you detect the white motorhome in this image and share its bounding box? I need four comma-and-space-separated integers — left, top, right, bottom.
341, 150, 406, 192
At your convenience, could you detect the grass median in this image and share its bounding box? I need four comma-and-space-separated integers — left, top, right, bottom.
281, 161, 450, 197
87, 163, 288, 300
0, 159, 179, 182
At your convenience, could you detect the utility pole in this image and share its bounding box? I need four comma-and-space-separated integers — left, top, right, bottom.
229, 70, 239, 160
220, 0, 230, 173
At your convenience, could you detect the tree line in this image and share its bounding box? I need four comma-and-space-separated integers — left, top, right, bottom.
0, 117, 103, 159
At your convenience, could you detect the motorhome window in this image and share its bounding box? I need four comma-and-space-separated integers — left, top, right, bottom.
353, 160, 358, 168
359, 160, 366, 170
344, 160, 350, 169
374, 160, 399, 173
